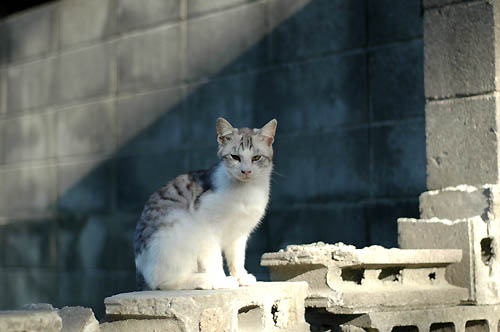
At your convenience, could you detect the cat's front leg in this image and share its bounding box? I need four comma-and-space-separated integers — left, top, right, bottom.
198, 241, 238, 289
224, 235, 257, 287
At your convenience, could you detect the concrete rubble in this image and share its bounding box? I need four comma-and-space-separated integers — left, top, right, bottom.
0, 309, 62, 332
308, 304, 500, 332
261, 242, 468, 313
0, 304, 100, 332
103, 281, 310, 332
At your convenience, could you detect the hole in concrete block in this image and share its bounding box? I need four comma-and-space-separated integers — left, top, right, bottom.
429, 272, 436, 280
341, 268, 364, 285
392, 326, 419, 332
466, 320, 489, 332
378, 267, 402, 282
430, 322, 455, 332
238, 305, 264, 332
481, 238, 494, 266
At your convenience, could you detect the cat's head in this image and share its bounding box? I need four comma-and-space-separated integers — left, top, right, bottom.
216, 117, 277, 182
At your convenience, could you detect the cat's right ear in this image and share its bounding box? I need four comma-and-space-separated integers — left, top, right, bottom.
216, 117, 234, 145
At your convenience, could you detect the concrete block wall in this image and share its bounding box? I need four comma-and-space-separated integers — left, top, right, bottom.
0, 0, 425, 317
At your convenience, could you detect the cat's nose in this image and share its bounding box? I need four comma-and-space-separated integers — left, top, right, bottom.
241, 170, 252, 175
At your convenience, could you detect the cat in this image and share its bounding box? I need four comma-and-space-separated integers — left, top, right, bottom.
133, 117, 277, 290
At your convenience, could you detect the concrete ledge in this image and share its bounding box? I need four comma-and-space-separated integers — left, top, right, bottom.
0, 310, 62, 332
261, 242, 467, 313
104, 282, 310, 332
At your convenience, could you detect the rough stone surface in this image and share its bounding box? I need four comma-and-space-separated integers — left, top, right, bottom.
398, 217, 500, 304
58, 306, 99, 332
308, 304, 500, 332
261, 242, 467, 313
104, 282, 309, 332
0, 310, 62, 332
426, 96, 500, 189
419, 184, 500, 220
424, 1, 497, 99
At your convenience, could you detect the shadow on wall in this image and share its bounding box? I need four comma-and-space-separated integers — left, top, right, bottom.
0, 0, 425, 318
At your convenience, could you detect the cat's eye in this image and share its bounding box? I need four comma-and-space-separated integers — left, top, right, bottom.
252, 155, 261, 162
231, 154, 241, 161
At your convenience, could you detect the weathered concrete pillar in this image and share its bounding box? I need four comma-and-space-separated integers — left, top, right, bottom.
424, 0, 500, 189
399, 0, 500, 304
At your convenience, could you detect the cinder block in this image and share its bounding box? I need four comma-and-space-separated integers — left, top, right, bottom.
426, 96, 500, 189
57, 270, 135, 319
370, 120, 426, 197
269, 0, 366, 62
188, 0, 257, 17
116, 87, 185, 156
118, 25, 181, 92
118, 0, 180, 31
3, 112, 53, 164
398, 217, 500, 304
0, 4, 55, 63
55, 42, 114, 104
424, 1, 497, 99
313, 304, 500, 332
55, 100, 115, 157
104, 282, 310, 332
368, 0, 422, 45
187, 2, 267, 80
370, 40, 424, 121
419, 184, 500, 220
58, 306, 99, 332
60, 0, 115, 49
116, 154, 187, 212
1, 166, 56, 217
0, 310, 62, 332
254, 53, 368, 133
100, 319, 183, 332
261, 243, 467, 313
271, 129, 370, 204
6, 57, 56, 112
57, 159, 112, 213
3, 220, 56, 268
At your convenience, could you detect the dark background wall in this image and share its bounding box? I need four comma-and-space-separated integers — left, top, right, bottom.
0, 0, 425, 318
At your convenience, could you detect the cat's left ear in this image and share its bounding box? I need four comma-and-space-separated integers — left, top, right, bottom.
258, 119, 277, 146
216, 117, 234, 145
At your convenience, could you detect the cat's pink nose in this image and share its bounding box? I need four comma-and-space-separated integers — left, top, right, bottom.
241, 170, 252, 175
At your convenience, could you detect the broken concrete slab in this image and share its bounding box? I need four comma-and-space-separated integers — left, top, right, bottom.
104, 282, 309, 332
0, 310, 62, 332
419, 184, 500, 220
308, 304, 500, 332
58, 306, 99, 332
261, 242, 467, 314
398, 216, 500, 305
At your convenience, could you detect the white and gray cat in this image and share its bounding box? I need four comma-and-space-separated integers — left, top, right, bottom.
134, 117, 277, 290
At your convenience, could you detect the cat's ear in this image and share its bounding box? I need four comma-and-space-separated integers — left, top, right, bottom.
258, 119, 277, 146
216, 117, 234, 144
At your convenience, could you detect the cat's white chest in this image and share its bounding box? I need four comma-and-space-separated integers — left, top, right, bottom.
198, 184, 268, 232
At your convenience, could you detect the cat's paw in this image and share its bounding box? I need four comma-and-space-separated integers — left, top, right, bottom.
212, 276, 239, 289
236, 273, 257, 287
